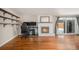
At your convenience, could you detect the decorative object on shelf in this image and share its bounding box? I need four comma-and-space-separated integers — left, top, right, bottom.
40, 16, 50, 23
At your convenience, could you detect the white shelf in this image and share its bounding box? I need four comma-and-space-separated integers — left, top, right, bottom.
0, 22, 19, 25
0, 15, 19, 21
0, 8, 20, 27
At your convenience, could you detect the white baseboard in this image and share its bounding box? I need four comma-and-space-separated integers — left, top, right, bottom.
38, 34, 55, 36
0, 35, 18, 47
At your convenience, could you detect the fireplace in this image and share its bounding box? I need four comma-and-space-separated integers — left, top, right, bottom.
41, 27, 49, 33
38, 16, 53, 36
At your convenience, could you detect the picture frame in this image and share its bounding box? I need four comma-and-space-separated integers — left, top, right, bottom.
40, 16, 50, 23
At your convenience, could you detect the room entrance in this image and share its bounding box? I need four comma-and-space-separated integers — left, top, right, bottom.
56, 20, 65, 35
55, 17, 76, 35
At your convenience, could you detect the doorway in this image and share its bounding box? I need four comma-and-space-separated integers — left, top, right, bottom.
56, 20, 65, 35
55, 17, 76, 35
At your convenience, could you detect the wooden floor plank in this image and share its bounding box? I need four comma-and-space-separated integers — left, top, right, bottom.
0, 35, 79, 50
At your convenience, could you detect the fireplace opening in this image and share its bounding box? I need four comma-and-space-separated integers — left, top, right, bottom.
41, 27, 49, 33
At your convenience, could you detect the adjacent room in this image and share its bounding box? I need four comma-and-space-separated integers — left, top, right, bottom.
0, 8, 79, 50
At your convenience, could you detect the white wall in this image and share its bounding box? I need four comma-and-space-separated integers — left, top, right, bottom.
21, 15, 37, 22
0, 24, 18, 47
0, 10, 19, 47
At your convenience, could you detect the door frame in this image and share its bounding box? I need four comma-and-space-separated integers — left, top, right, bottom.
55, 17, 76, 35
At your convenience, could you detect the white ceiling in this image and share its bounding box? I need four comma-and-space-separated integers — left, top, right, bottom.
8, 8, 79, 16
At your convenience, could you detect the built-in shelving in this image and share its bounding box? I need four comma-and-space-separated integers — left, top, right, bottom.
0, 15, 19, 21
0, 22, 19, 25
0, 8, 19, 18
0, 8, 20, 27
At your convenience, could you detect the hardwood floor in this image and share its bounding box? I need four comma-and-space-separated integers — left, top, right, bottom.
0, 35, 79, 50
